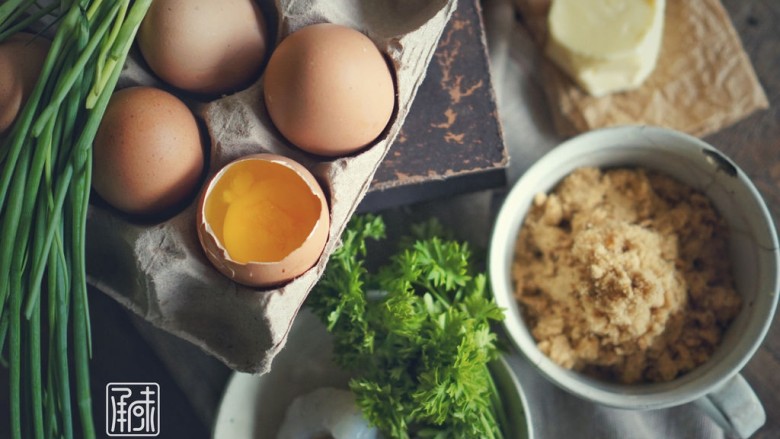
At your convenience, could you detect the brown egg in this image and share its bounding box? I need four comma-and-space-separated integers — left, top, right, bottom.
138, 0, 267, 95
197, 154, 329, 287
263, 23, 396, 157
0, 33, 50, 136
92, 86, 204, 216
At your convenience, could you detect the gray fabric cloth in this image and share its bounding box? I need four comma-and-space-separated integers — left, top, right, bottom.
138, 2, 752, 437
482, 1, 728, 437
506, 353, 725, 439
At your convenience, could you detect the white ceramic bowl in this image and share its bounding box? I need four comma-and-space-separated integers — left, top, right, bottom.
213, 309, 534, 438
489, 126, 779, 436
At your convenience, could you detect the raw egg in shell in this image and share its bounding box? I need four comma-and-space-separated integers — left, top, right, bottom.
92, 86, 205, 217
197, 154, 329, 287
263, 23, 396, 157
0, 33, 50, 136
137, 0, 268, 95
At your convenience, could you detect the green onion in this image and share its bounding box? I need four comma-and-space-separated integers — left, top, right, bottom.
0, 312, 8, 367
0, 3, 59, 43
0, 1, 33, 31
29, 284, 44, 439
31, 1, 122, 137
0, 1, 153, 437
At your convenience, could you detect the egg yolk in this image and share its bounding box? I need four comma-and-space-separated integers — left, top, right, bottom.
204, 160, 321, 263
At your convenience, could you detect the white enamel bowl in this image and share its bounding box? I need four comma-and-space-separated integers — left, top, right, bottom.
213, 309, 534, 438
488, 125, 779, 438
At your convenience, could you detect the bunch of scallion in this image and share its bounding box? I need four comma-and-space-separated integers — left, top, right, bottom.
0, 1, 152, 438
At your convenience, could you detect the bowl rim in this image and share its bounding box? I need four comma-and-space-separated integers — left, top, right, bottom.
212, 310, 535, 438
488, 125, 780, 410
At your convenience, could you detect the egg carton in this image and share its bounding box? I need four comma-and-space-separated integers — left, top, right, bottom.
85, 0, 457, 374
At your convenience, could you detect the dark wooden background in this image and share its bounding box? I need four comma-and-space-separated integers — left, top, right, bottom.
712, 2, 780, 438
1, 0, 779, 438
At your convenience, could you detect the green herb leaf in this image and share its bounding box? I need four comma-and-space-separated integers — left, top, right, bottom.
307, 214, 506, 438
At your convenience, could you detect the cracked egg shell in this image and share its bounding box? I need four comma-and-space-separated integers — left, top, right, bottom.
196, 154, 329, 288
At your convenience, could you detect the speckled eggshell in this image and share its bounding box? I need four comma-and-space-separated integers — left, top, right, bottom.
137, 0, 268, 95
0, 33, 50, 135
263, 23, 396, 157
92, 86, 204, 216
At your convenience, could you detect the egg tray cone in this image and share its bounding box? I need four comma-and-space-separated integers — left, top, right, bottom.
85, 0, 458, 374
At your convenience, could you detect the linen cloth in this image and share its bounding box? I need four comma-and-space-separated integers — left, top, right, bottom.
137, 1, 759, 437
481, 0, 728, 436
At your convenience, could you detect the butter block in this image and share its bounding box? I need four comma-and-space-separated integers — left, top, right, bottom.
545, 0, 665, 97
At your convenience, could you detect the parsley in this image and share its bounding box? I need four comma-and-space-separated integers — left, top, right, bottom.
307, 214, 507, 438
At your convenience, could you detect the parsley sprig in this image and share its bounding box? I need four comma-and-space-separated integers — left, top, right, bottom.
307, 214, 507, 438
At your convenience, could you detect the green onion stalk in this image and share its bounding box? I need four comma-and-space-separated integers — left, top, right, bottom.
0, 1, 152, 438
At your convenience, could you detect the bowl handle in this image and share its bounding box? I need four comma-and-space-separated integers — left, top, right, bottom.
693, 374, 765, 438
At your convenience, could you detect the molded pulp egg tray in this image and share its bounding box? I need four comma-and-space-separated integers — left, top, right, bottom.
86, 0, 457, 373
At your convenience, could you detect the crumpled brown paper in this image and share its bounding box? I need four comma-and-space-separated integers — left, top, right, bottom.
513, 0, 769, 137
86, 0, 457, 374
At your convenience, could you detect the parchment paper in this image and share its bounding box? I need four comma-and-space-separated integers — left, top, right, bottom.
86, 0, 457, 374
513, 0, 769, 137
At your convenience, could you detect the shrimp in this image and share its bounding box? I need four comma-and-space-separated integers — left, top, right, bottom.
277, 387, 381, 439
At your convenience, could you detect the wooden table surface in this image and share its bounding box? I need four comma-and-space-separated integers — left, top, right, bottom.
2, 1, 779, 438
713, 1, 780, 438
